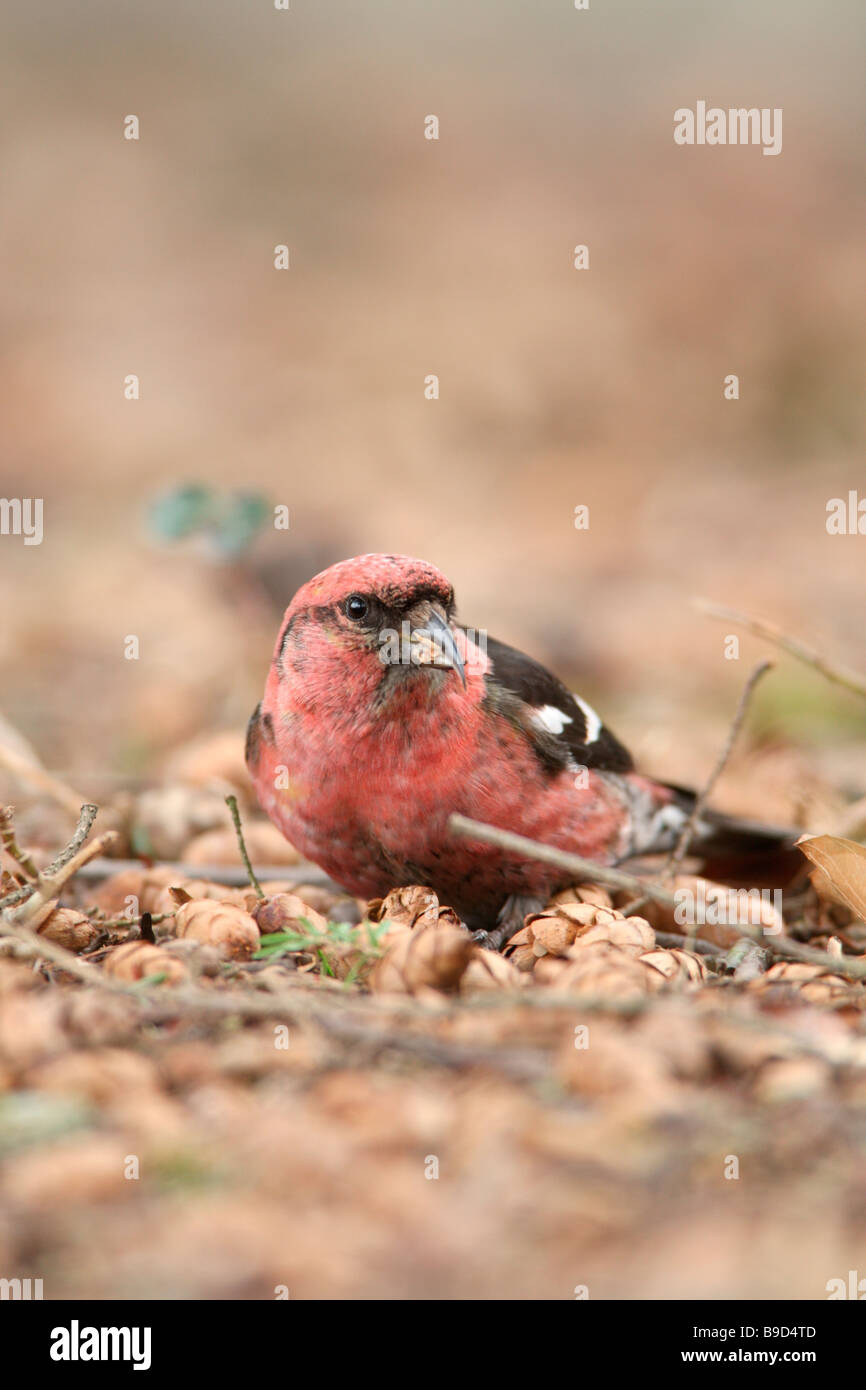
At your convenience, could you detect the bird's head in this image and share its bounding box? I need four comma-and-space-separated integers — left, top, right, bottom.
268, 554, 472, 714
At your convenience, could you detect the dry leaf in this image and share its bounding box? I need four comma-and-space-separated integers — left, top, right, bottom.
797, 834, 866, 920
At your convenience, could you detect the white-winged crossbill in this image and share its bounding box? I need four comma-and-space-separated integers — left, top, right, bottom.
247, 554, 794, 938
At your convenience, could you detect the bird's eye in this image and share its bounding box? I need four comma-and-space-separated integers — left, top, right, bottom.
345, 594, 369, 622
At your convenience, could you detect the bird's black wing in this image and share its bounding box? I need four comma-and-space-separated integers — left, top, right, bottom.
469, 631, 634, 775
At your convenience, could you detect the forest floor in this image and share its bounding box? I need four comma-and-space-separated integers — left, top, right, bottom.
2, 725, 866, 1301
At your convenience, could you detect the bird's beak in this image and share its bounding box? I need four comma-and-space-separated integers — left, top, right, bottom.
411, 609, 467, 688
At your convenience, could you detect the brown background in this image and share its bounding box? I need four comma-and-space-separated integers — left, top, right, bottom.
1, 0, 864, 814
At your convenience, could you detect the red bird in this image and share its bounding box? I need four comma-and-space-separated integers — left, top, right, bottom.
247, 554, 792, 942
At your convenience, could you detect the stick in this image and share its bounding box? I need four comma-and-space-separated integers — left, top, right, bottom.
667, 659, 774, 874
7, 828, 117, 928
447, 814, 678, 907
655, 930, 716, 956
0, 805, 39, 882
694, 598, 866, 700
137, 985, 550, 1081
619, 658, 774, 917
0, 806, 104, 911
446, 816, 866, 979
225, 794, 264, 899
737, 926, 866, 979
0, 916, 131, 990
74, 858, 336, 890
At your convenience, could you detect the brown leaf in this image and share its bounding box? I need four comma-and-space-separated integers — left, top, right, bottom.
797, 834, 866, 919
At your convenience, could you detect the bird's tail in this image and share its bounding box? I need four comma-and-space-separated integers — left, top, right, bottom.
662, 784, 803, 884
624, 776, 803, 884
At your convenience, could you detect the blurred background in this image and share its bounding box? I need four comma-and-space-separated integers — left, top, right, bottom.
1, 0, 865, 818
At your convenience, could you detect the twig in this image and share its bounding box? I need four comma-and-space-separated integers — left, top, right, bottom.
5, 823, 117, 929
137, 985, 550, 1081
0, 916, 130, 990
737, 926, 866, 979
225, 794, 264, 899
668, 659, 774, 874
41, 804, 100, 876
726, 938, 771, 981
88, 909, 173, 932
655, 930, 717, 956
694, 598, 866, 700
1, 804, 104, 909
0, 880, 38, 908
447, 814, 678, 907
0, 805, 39, 882
72, 858, 335, 890
0, 915, 550, 1080
446, 816, 866, 979
620, 659, 774, 917
1, 851, 332, 910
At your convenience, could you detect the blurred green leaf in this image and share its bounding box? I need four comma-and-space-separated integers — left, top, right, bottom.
148, 484, 214, 541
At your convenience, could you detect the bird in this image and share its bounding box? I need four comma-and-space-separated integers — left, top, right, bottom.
246, 552, 796, 943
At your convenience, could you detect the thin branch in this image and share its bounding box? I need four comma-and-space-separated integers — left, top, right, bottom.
225, 794, 264, 899
1, 803, 104, 909
655, 930, 717, 956
619, 658, 774, 917
736, 926, 866, 979
667, 658, 774, 875
447, 814, 678, 907
694, 598, 866, 700
0, 914, 549, 1080
0, 916, 130, 989
659, 921, 866, 978
42, 804, 100, 876
73, 858, 336, 890
6, 827, 117, 928
136, 984, 550, 1081
446, 815, 866, 980
0, 805, 39, 882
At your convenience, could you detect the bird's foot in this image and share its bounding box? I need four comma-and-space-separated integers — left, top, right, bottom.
472, 895, 544, 952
